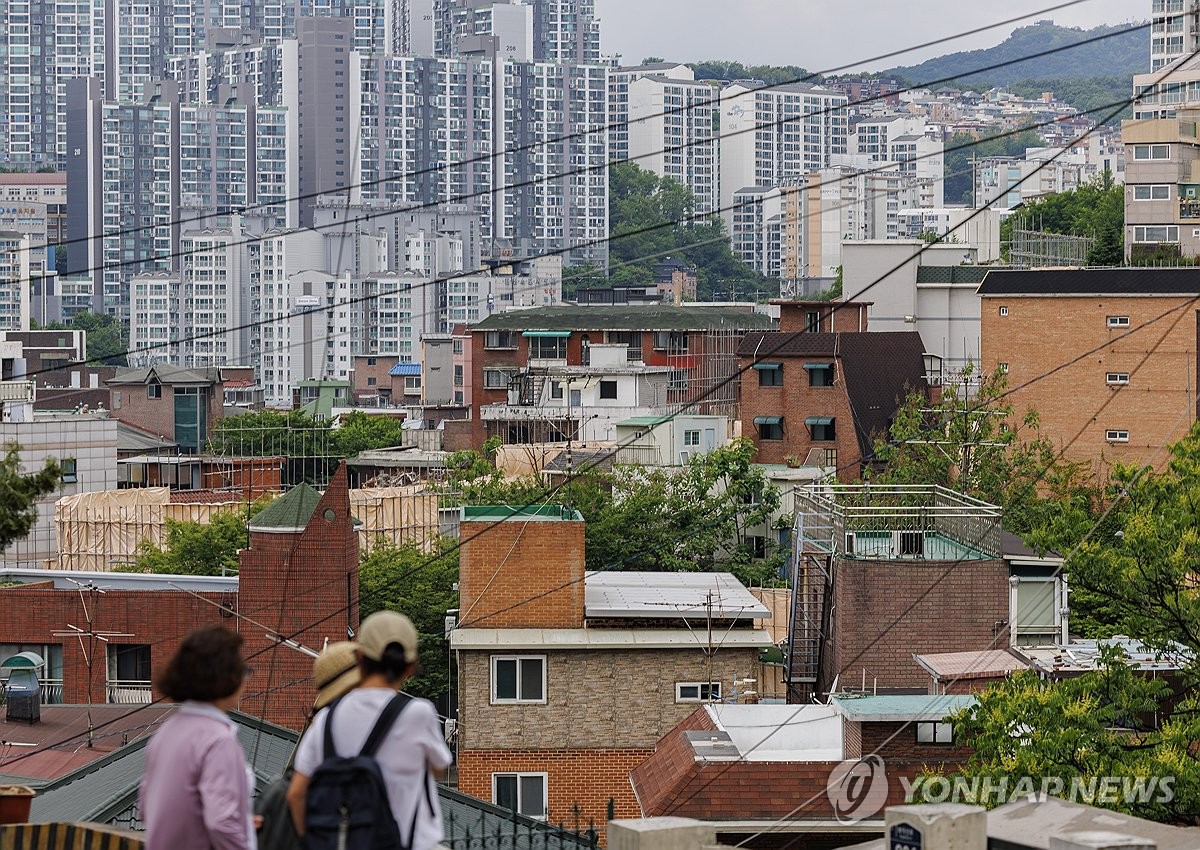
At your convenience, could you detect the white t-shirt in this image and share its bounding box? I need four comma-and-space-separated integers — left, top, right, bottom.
294, 689, 453, 850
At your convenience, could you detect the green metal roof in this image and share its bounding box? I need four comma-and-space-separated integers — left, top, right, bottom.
751, 362, 782, 370
461, 505, 584, 522
915, 265, 998, 285
473, 304, 776, 332
754, 416, 783, 425
616, 415, 673, 427
805, 416, 834, 425
831, 694, 976, 721
521, 330, 572, 337
249, 484, 323, 532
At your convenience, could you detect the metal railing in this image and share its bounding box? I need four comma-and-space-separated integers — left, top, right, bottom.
106, 680, 153, 704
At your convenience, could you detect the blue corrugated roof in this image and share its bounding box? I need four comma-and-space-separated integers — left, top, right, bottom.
389, 363, 422, 376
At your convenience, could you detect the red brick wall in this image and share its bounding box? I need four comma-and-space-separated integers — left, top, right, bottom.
739, 354, 861, 479
778, 303, 870, 334
457, 518, 585, 628
860, 720, 973, 764
350, 355, 399, 402
110, 383, 223, 448
458, 748, 651, 844
824, 558, 1009, 690
980, 295, 1198, 476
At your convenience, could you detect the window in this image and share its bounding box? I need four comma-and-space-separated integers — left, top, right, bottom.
676, 682, 721, 702
1132, 144, 1170, 160
529, 336, 566, 359
484, 330, 517, 349
60, 458, 77, 484
493, 773, 547, 819
491, 656, 546, 703
550, 381, 564, 400
683, 430, 700, 446
453, 339, 464, 354
599, 380, 618, 400
755, 362, 783, 386
754, 416, 783, 441
1107, 315, 1130, 328
484, 369, 516, 389
453, 365, 464, 386
998, 363, 1009, 373
807, 416, 836, 441
916, 721, 954, 744
999, 306, 1009, 317
1106, 372, 1130, 385
1133, 184, 1171, 200
404, 376, 421, 394
806, 363, 834, 387
804, 310, 821, 332
653, 331, 688, 353
367, 377, 377, 386
747, 535, 767, 558
1106, 429, 1130, 442
1132, 225, 1179, 243
366, 357, 377, 366
147, 383, 162, 399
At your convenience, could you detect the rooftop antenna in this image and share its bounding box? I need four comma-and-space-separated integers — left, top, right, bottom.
52, 579, 133, 748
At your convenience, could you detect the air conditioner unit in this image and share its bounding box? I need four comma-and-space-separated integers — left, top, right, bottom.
844, 532, 856, 555
895, 530, 925, 557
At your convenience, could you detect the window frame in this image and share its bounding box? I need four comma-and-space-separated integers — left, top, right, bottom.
1132, 144, 1171, 160
1106, 372, 1130, 385
484, 330, 517, 350
915, 721, 954, 745
483, 368, 517, 390
60, 457, 77, 484
529, 336, 566, 359
683, 429, 700, 447
1132, 184, 1172, 201
756, 419, 784, 441
1106, 429, 1130, 443
490, 655, 547, 705
598, 380, 618, 400
492, 772, 548, 820
756, 362, 784, 387
675, 681, 722, 703
1107, 315, 1130, 328
147, 383, 162, 399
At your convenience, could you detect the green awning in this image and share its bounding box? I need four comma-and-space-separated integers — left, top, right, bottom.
802, 363, 833, 370
521, 330, 571, 338
754, 416, 783, 426
752, 362, 783, 371
805, 416, 834, 426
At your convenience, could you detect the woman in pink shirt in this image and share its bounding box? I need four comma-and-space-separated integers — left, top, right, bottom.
140, 625, 255, 850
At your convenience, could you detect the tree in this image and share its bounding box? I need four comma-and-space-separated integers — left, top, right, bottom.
0, 444, 60, 551
943, 652, 1200, 824
207, 410, 332, 458
998, 172, 1124, 266
121, 500, 272, 575
358, 538, 459, 704
332, 411, 408, 457
33, 311, 128, 365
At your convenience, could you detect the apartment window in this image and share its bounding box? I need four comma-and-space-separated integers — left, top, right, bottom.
493, 773, 547, 819
453, 339, 464, 354
1132, 144, 1170, 160
453, 365, 464, 387
550, 381, 564, 400
1106, 429, 1130, 443
668, 370, 689, 391
683, 430, 700, 447
804, 310, 821, 332
1132, 225, 1179, 243
529, 336, 566, 359
1107, 315, 1131, 328
676, 682, 721, 703
754, 416, 783, 441
404, 376, 421, 394
999, 306, 1009, 317
805, 363, 834, 387
999, 363, 1009, 374
491, 656, 546, 703
754, 362, 783, 386
1133, 184, 1171, 200
147, 383, 162, 399
483, 369, 516, 389
484, 330, 517, 349
806, 416, 836, 441
653, 331, 689, 353
366, 357, 377, 365
1106, 373, 1130, 385
60, 458, 77, 484
916, 721, 954, 744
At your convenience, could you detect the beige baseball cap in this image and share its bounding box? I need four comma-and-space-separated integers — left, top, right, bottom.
312, 641, 362, 709
357, 611, 419, 664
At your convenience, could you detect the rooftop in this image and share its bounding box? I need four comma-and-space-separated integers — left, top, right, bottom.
473, 304, 775, 332
388, 363, 422, 376
106, 364, 221, 386
585, 572, 770, 620
1016, 637, 1193, 674
696, 704, 844, 762
247, 483, 322, 533
830, 694, 977, 722
0, 568, 238, 593
978, 267, 1200, 296
460, 504, 584, 523
913, 648, 1028, 681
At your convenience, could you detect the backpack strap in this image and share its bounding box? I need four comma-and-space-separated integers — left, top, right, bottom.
359, 692, 411, 758
321, 696, 343, 761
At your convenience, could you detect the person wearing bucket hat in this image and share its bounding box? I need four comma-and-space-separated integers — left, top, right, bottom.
288, 611, 452, 850
255, 641, 365, 850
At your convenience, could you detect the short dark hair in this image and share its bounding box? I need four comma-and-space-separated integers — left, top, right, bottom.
358, 642, 415, 684
157, 625, 246, 702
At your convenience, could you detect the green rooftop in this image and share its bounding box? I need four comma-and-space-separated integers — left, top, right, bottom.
249, 484, 323, 533
616, 415, 674, 427
473, 304, 776, 332
831, 694, 976, 721
461, 505, 584, 522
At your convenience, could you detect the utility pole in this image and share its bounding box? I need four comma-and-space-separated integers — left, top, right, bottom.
705, 590, 714, 702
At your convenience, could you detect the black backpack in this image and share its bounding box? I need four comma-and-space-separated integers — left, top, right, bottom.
303, 692, 415, 850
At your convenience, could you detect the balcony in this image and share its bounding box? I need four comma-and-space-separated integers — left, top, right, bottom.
106, 680, 152, 704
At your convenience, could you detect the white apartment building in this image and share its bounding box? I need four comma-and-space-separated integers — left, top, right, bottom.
718, 81, 849, 222
608, 62, 694, 165
0, 232, 36, 332
625, 73, 719, 214
1151, 0, 1200, 72
973, 143, 1117, 211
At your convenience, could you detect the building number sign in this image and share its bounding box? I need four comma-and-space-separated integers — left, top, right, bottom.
890, 823, 922, 850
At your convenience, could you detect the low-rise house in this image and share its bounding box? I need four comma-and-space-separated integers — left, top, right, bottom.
106, 365, 225, 454
450, 505, 773, 841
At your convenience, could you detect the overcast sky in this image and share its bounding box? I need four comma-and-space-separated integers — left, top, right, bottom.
594, 0, 1143, 72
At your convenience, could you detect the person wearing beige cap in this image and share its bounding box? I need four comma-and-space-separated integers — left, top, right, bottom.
287, 611, 452, 850
311, 641, 362, 711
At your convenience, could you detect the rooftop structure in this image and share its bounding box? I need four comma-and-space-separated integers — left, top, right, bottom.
583, 572, 770, 620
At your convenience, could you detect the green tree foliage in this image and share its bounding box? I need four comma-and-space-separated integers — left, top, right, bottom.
207, 410, 333, 457
686, 61, 817, 86
332, 411, 407, 456
34, 311, 128, 365
443, 439, 786, 586
869, 365, 1099, 544
0, 444, 61, 551
358, 538, 459, 703
604, 162, 774, 301
888, 22, 1147, 88
1000, 173, 1124, 266
944, 129, 1043, 206
945, 652, 1200, 824
122, 499, 272, 575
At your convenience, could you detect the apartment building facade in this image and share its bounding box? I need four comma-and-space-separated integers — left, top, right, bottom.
1121, 108, 1200, 261
1151, 0, 1200, 72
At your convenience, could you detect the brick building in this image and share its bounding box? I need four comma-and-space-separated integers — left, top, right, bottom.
450, 505, 772, 841
630, 694, 974, 841
468, 305, 775, 448
106, 364, 226, 454
738, 329, 927, 480
0, 464, 360, 730
978, 268, 1200, 477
